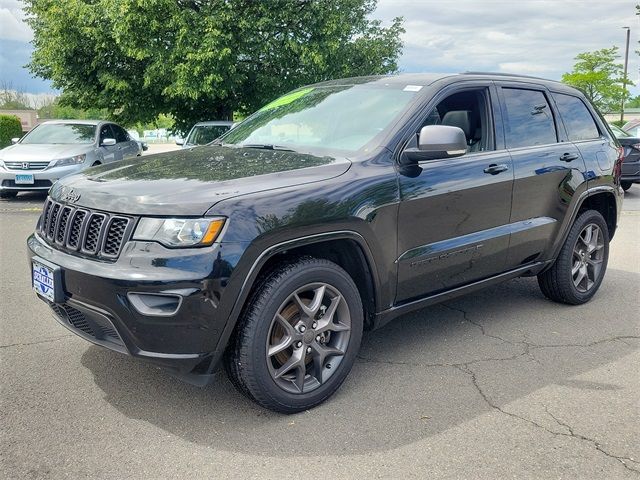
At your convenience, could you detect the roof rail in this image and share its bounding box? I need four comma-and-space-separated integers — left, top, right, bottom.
462, 71, 552, 81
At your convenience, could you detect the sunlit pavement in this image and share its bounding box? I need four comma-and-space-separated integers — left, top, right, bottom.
1, 188, 638, 479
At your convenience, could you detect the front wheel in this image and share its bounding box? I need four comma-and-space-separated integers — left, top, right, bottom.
538, 210, 609, 305
621, 181, 632, 192
225, 257, 363, 413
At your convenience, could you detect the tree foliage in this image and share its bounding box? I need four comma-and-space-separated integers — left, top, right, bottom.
0, 115, 23, 148
561, 47, 631, 113
25, 0, 404, 133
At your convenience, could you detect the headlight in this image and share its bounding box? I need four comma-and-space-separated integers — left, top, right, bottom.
133, 217, 226, 247
54, 154, 86, 167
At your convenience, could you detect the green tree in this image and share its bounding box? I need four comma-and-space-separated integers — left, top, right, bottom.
0, 115, 23, 148
25, 0, 404, 133
37, 95, 108, 120
561, 47, 631, 113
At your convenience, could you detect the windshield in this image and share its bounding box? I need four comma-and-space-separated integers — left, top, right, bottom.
21, 123, 96, 145
610, 124, 631, 138
186, 125, 231, 145
221, 84, 419, 154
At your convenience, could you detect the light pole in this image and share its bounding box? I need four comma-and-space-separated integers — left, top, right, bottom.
620, 27, 630, 124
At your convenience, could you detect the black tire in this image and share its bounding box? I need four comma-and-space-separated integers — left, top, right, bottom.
538, 210, 609, 305
224, 257, 364, 413
0, 190, 18, 199
91, 161, 102, 167
621, 181, 632, 192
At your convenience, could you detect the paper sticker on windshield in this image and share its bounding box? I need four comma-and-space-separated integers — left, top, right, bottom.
260, 87, 315, 111
403, 85, 423, 92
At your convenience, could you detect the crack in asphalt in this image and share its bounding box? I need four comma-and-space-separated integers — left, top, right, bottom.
543, 406, 640, 473
0, 334, 74, 349
441, 302, 639, 351
357, 304, 640, 474
459, 363, 640, 474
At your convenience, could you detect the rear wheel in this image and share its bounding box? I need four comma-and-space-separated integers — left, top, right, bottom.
0, 190, 17, 199
538, 210, 609, 305
621, 181, 632, 192
225, 257, 363, 413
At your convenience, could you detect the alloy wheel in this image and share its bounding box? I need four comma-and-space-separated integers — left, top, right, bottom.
266, 283, 351, 394
572, 223, 605, 293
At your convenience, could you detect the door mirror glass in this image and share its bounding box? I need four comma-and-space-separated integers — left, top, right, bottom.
101, 137, 116, 146
11, 137, 20, 144
401, 125, 467, 164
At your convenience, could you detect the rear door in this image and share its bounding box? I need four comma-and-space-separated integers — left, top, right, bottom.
497, 84, 585, 270
395, 83, 514, 302
550, 92, 618, 191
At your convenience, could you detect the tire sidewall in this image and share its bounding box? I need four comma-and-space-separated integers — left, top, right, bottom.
560, 211, 610, 303
246, 261, 363, 411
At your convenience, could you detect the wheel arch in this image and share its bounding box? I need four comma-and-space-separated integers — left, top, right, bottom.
576, 189, 618, 240
545, 186, 619, 269
208, 231, 382, 373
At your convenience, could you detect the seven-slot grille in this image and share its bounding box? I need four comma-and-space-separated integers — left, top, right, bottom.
4, 161, 50, 171
39, 198, 132, 260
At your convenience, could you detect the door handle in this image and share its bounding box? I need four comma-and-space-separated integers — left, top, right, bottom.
559, 152, 579, 162
483, 164, 509, 175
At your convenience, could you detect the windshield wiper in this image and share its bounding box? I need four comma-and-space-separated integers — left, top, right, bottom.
239, 143, 296, 152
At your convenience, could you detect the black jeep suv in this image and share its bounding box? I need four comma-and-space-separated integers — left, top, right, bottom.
28, 73, 624, 413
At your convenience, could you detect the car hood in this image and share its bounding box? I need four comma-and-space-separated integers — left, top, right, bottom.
50, 145, 351, 215
0, 143, 93, 162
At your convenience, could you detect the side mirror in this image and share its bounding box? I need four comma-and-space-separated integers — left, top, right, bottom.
175, 138, 184, 146
101, 137, 116, 146
400, 125, 467, 165
11, 138, 20, 144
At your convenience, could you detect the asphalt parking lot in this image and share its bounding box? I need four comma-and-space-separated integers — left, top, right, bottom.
1, 188, 638, 479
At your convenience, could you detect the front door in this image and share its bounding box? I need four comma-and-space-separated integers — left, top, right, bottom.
98, 124, 122, 163
396, 86, 514, 303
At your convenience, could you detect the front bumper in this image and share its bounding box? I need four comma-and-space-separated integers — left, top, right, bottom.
27, 232, 247, 374
0, 164, 85, 191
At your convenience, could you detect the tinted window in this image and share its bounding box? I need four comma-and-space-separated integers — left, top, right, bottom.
553, 93, 600, 141
111, 125, 129, 143
502, 88, 557, 148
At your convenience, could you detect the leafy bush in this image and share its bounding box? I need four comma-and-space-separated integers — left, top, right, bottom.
0, 115, 23, 148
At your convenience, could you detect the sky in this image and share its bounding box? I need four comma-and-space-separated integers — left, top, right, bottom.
0, 0, 638, 95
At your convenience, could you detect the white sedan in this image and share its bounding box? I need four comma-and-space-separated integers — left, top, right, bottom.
0, 120, 141, 198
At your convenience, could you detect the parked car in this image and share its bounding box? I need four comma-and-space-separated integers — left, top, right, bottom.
28, 73, 623, 413
622, 119, 640, 137
127, 129, 149, 152
176, 121, 233, 147
609, 124, 639, 191
0, 120, 141, 198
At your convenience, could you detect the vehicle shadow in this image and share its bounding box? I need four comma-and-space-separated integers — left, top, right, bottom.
81, 270, 639, 457
0, 191, 48, 204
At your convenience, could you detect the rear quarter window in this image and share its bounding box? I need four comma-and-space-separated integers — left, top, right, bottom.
502, 88, 557, 148
552, 93, 600, 141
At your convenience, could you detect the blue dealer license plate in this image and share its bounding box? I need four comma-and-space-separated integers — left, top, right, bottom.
33, 261, 55, 301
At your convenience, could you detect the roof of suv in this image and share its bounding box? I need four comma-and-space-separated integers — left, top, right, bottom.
310, 72, 572, 91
